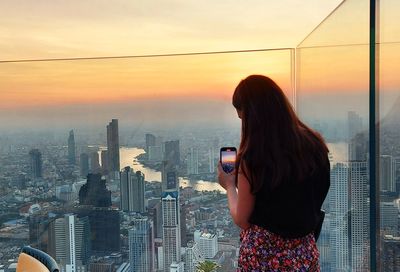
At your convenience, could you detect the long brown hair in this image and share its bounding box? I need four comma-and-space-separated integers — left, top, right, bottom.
233, 75, 329, 193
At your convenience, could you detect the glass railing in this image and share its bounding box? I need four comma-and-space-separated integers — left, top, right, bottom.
0, 49, 294, 271
1, 0, 399, 271
297, 0, 370, 271
378, 0, 400, 271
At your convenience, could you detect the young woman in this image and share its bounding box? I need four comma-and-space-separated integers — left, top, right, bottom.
218, 75, 330, 271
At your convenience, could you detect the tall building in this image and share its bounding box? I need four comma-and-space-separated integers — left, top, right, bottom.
161, 191, 181, 271
120, 166, 145, 213
193, 230, 218, 259
329, 163, 350, 271
89, 151, 101, 174
129, 216, 155, 272
348, 161, 369, 272
80, 153, 89, 178
68, 130, 76, 164
380, 155, 396, 192
101, 150, 108, 173
348, 111, 363, 141
52, 214, 91, 272
164, 140, 180, 167
146, 134, 156, 153
180, 203, 188, 247
187, 148, 199, 175
79, 173, 111, 208
76, 207, 120, 254
106, 119, 120, 172
380, 202, 398, 234
184, 241, 204, 272
161, 161, 179, 192
208, 147, 216, 173
29, 149, 42, 179
148, 198, 162, 239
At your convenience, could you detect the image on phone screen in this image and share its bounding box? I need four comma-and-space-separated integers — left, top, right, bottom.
220, 147, 237, 173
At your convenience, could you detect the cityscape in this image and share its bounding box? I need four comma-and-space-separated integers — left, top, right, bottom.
0, 100, 399, 272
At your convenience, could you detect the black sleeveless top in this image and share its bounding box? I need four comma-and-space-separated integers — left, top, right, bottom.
248, 156, 330, 238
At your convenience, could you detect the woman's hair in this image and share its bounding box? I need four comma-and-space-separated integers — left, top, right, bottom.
233, 75, 329, 193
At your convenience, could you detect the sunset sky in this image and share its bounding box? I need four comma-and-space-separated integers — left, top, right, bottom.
0, 0, 399, 129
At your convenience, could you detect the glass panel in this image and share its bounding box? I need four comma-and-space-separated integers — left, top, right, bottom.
296, 0, 370, 271
0, 50, 293, 271
378, 0, 400, 271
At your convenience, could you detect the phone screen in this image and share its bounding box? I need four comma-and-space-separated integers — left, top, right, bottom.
220, 147, 237, 173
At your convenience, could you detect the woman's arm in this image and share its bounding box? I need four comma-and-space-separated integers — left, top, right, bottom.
218, 163, 255, 229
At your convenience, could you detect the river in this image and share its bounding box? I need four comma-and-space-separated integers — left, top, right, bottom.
114, 142, 347, 193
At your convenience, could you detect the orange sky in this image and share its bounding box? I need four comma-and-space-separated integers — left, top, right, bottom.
0, 0, 399, 122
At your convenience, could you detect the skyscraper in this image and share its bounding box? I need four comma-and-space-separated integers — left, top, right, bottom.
80, 153, 89, 178
89, 151, 101, 174
52, 214, 91, 272
164, 140, 180, 167
106, 119, 120, 173
79, 173, 112, 207
348, 111, 363, 141
187, 148, 199, 175
329, 163, 349, 271
76, 207, 121, 254
129, 216, 155, 272
208, 147, 216, 173
101, 150, 108, 173
120, 166, 145, 213
161, 191, 181, 271
161, 161, 179, 192
68, 130, 76, 165
146, 134, 156, 155
380, 155, 396, 192
348, 161, 369, 271
29, 149, 42, 179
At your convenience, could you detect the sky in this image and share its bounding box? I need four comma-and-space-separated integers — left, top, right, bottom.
0, 0, 399, 130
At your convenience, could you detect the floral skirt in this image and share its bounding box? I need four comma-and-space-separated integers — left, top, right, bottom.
238, 225, 320, 272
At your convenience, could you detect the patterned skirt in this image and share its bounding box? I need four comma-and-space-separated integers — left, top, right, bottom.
238, 225, 320, 272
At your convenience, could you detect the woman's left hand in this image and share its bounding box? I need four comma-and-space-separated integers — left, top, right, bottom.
217, 162, 236, 191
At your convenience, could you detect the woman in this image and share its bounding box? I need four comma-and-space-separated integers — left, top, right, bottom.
218, 75, 330, 271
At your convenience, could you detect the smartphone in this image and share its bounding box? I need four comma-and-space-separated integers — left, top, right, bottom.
220, 147, 237, 173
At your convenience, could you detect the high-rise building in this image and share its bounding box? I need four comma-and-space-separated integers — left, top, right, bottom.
180, 203, 188, 247
208, 147, 216, 173
148, 198, 162, 239
329, 161, 369, 272
28, 213, 56, 253
80, 153, 89, 178
348, 161, 369, 272
29, 149, 42, 179
89, 151, 101, 174
187, 148, 199, 175
184, 241, 204, 272
129, 216, 155, 272
106, 119, 120, 172
161, 161, 179, 192
169, 262, 184, 272
148, 145, 163, 162
164, 140, 180, 167
120, 166, 145, 213
76, 207, 120, 254
101, 150, 108, 173
329, 163, 349, 271
380, 202, 398, 234
52, 214, 91, 272
380, 155, 396, 192
161, 191, 181, 271
382, 235, 400, 272
146, 134, 156, 153
79, 173, 111, 207
194, 230, 218, 259
348, 111, 363, 141
68, 130, 76, 165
